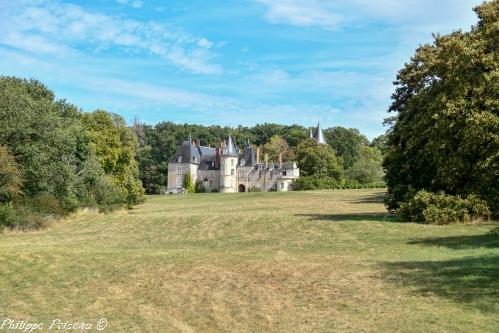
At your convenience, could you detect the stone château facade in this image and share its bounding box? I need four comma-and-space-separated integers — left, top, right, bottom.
167, 123, 327, 193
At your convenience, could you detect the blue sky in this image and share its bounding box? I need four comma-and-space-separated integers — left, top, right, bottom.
0, 0, 483, 138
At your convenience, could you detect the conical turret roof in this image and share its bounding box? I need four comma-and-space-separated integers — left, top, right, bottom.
314, 122, 327, 145
223, 134, 238, 156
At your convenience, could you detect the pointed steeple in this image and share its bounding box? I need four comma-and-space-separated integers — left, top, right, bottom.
188, 133, 192, 145
314, 122, 327, 145
308, 128, 314, 139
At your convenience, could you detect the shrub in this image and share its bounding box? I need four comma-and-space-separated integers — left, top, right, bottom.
248, 187, 262, 192
24, 193, 65, 216
292, 176, 340, 190
94, 176, 126, 213
194, 180, 205, 193
0, 204, 43, 230
183, 173, 195, 193
398, 190, 491, 224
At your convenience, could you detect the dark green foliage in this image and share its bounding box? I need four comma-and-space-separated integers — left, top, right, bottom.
347, 146, 384, 184
293, 177, 386, 190
292, 176, 340, 190
194, 180, 206, 193
324, 127, 369, 170
384, 1, 499, 217
0, 203, 44, 230
399, 190, 491, 224
0, 76, 146, 229
370, 134, 388, 155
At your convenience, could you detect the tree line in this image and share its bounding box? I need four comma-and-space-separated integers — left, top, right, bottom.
0, 77, 145, 230
132, 121, 387, 194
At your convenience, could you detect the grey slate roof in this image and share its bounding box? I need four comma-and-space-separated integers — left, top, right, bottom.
222, 134, 238, 157
314, 123, 327, 145
169, 139, 201, 164
238, 146, 256, 167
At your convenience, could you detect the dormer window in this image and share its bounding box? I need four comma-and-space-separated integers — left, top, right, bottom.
240, 158, 245, 166
178, 156, 183, 163
192, 156, 196, 163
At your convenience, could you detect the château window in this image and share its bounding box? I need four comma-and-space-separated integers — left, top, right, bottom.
231, 169, 235, 176
176, 166, 182, 174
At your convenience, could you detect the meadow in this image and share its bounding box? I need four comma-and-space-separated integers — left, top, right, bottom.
0, 190, 497, 332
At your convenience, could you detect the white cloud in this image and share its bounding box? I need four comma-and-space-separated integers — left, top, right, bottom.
116, 0, 143, 9
255, 0, 482, 33
197, 38, 213, 49
255, 0, 342, 30
0, 0, 221, 74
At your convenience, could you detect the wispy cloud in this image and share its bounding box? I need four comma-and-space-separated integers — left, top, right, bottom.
116, 0, 143, 9
255, 0, 342, 31
0, 0, 222, 74
255, 0, 481, 32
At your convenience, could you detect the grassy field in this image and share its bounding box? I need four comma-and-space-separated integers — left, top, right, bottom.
0, 190, 498, 332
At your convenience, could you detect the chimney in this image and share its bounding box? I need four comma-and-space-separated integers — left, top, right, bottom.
279, 153, 282, 169
215, 148, 220, 169
256, 147, 260, 165
264, 153, 268, 168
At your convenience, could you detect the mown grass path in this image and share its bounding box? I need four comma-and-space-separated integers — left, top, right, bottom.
1, 190, 498, 332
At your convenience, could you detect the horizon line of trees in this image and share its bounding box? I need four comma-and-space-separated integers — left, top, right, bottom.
132, 120, 387, 194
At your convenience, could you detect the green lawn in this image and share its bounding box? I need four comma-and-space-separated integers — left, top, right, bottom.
1, 190, 498, 332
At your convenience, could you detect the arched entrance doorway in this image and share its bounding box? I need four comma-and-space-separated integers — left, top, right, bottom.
238, 184, 246, 192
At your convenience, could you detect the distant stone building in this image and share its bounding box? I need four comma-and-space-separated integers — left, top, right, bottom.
167, 123, 327, 193
167, 135, 299, 193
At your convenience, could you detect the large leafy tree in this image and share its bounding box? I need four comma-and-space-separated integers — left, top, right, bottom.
81, 111, 145, 207
384, 0, 499, 215
347, 146, 384, 184
296, 140, 343, 179
0, 77, 93, 211
262, 135, 295, 162
324, 127, 369, 170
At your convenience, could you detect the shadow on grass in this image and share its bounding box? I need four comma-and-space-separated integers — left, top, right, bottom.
350, 192, 386, 204
296, 213, 401, 223
380, 255, 499, 312
408, 232, 499, 249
